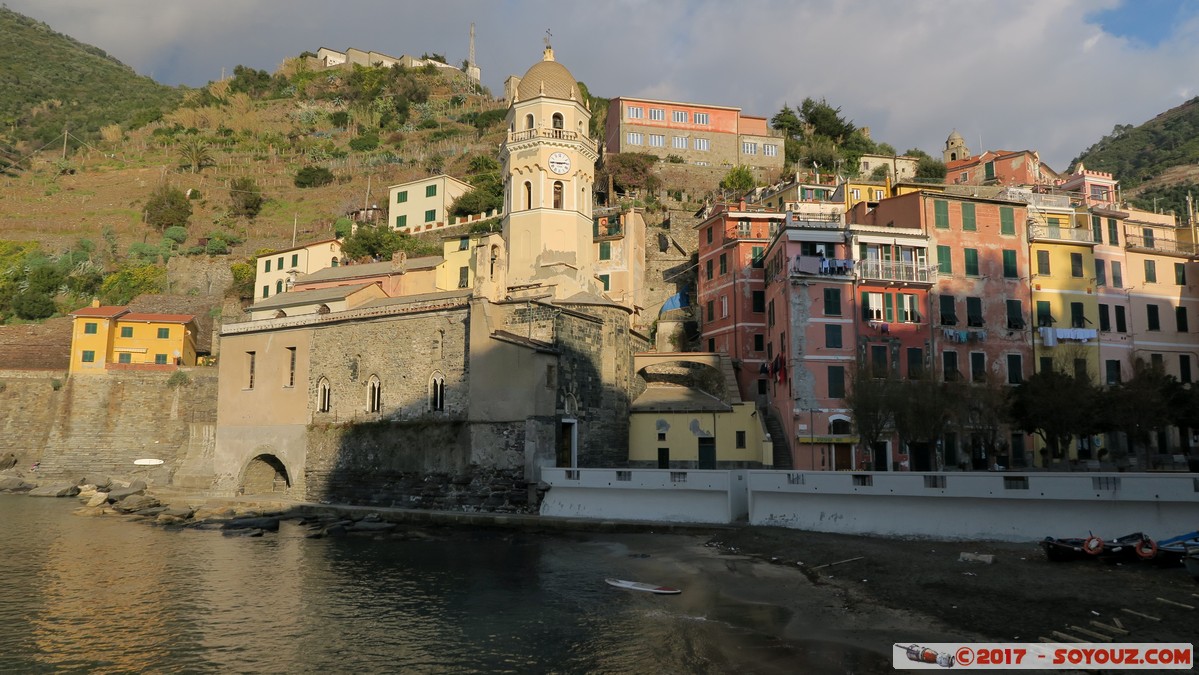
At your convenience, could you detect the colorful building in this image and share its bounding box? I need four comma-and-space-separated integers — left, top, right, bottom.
68, 302, 198, 375
255, 238, 343, 301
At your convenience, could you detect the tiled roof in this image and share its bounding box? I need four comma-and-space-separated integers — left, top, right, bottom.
255, 238, 341, 258
119, 313, 196, 324
298, 255, 443, 283
69, 306, 127, 318
248, 283, 375, 310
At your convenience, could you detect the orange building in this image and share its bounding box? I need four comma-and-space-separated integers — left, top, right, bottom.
604, 97, 783, 171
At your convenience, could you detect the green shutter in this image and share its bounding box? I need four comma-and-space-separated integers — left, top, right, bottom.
1002, 249, 1017, 278
964, 248, 979, 276
884, 293, 894, 322
937, 245, 952, 274
961, 203, 976, 231
1000, 207, 1015, 235
934, 200, 949, 229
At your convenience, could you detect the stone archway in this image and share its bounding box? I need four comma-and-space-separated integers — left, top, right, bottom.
241, 454, 291, 495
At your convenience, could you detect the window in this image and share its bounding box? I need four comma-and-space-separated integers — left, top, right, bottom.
157, 327, 170, 339
694, 112, 709, 125
368, 376, 382, 413
984, 161, 995, 180
458, 266, 469, 288
262, 285, 269, 299
731, 430, 745, 450
961, 202, 976, 230
1091, 215, 1102, 242
425, 184, 437, 198
1111, 261, 1123, 288
1036, 250, 1050, 275
264, 259, 272, 273
825, 324, 842, 348
971, 352, 986, 382
1007, 354, 1023, 384
966, 297, 984, 327
523, 182, 532, 210
153, 354, 166, 365
940, 295, 957, 325
286, 347, 296, 387
863, 291, 884, 321
672, 136, 687, 149
598, 274, 610, 292
754, 334, 764, 351
648, 134, 665, 147
828, 366, 845, 398
871, 344, 888, 377
245, 351, 256, 388
524, 114, 534, 130
767, 299, 774, 328
752, 291, 765, 313
751, 246, 764, 268
1115, 305, 1127, 333
704, 300, 714, 322
1006, 300, 1024, 329
1175, 262, 1186, 285
1142, 227, 1155, 249
626, 132, 643, 145
937, 245, 952, 274
553, 181, 563, 209
1177, 306, 1189, 332
1001, 249, 1018, 278
276, 280, 283, 295
291, 253, 299, 267
424, 209, 436, 223
598, 241, 611, 261
719, 253, 727, 275
824, 288, 842, 316
706, 227, 713, 245
649, 108, 664, 121
933, 200, 949, 229
627, 105, 643, 119
907, 347, 923, 378
708, 338, 715, 352
430, 374, 445, 411
964, 248, 979, 276
1000, 207, 1015, 235
118, 352, 131, 364
764, 144, 778, 157
1144, 259, 1157, 283
1107, 218, 1119, 245
318, 378, 332, 412
672, 110, 687, 123
1181, 355, 1193, 384
1070, 252, 1083, 277
81, 350, 95, 363
396, 215, 407, 229
720, 295, 728, 318
693, 138, 710, 151
899, 294, 919, 323
742, 141, 757, 154
1105, 360, 1121, 385
1070, 302, 1086, 328
705, 259, 713, 280
1095, 259, 1106, 286
396, 190, 408, 204
1073, 358, 1088, 380
1098, 304, 1111, 332
1147, 304, 1160, 331
277, 257, 283, 270
120, 326, 133, 338
1151, 353, 1164, 370
84, 322, 98, 335
943, 351, 959, 382
1036, 301, 1053, 327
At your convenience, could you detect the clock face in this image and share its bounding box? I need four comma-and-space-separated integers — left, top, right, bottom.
548, 152, 571, 175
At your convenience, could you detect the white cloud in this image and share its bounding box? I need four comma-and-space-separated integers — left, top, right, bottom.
6, 0, 1198, 169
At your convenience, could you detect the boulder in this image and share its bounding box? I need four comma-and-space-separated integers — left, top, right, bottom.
156, 513, 187, 526
0, 475, 34, 492
0, 453, 17, 471
160, 507, 195, 519
73, 505, 108, 517
222, 517, 280, 532
85, 492, 109, 508
29, 483, 80, 498
78, 475, 112, 489
106, 484, 146, 501
114, 494, 161, 513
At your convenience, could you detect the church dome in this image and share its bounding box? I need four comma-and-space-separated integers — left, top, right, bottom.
515, 47, 578, 101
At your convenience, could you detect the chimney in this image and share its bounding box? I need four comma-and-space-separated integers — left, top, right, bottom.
91, 298, 101, 308
391, 250, 408, 274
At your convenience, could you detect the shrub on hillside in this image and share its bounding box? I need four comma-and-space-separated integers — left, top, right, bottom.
330, 111, 349, 128
349, 133, 379, 152
229, 261, 255, 300
143, 183, 192, 231
12, 291, 56, 320
294, 166, 334, 188
163, 226, 188, 245
228, 177, 264, 218
100, 264, 166, 305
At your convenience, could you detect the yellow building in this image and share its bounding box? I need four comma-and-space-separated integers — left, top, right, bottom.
69, 302, 198, 375
435, 231, 505, 292
628, 385, 772, 468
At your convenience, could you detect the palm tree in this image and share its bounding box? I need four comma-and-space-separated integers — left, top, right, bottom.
178, 137, 213, 174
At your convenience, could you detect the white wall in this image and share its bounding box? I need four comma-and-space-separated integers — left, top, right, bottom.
540, 468, 746, 523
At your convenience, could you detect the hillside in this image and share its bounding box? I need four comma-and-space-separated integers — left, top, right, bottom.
0, 7, 183, 160
1070, 97, 1199, 218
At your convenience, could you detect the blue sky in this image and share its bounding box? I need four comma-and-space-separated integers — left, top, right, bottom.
5, 0, 1199, 171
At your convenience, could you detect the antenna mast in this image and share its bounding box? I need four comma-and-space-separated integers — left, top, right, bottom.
468, 23, 476, 68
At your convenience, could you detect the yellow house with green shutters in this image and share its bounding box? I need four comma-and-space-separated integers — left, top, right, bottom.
68, 302, 198, 375
627, 385, 772, 469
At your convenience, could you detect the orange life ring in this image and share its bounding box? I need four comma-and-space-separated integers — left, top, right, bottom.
1135, 538, 1158, 560
1083, 535, 1105, 555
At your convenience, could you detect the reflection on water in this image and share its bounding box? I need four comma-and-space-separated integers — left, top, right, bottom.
0, 496, 888, 674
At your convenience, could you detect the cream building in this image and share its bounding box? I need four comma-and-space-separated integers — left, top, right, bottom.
254, 239, 343, 301
387, 174, 473, 234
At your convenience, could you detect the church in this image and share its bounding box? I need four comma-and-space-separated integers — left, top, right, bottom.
194, 44, 650, 506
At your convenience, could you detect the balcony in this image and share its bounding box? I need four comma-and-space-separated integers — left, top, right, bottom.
1028, 224, 1095, 244
855, 259, 937, 284
1124, 234, 1199, 256
507, 128, 597, 152
791, 255, 854, 277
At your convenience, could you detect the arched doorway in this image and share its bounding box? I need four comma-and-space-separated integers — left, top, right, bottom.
241, 454, 291, 495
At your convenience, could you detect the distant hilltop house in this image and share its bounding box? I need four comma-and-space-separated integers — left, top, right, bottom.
314, 46, 479, 84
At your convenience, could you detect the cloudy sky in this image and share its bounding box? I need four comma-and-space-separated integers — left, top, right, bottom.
8, 0, 1199, 170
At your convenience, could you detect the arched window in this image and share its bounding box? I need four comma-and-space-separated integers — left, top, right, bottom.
831, 418, 851, 435
525, 113, 534, 130
317, 377, 332, 413
429, 373, 445, 411
367, 375, 382, 413
553, 181, 564, 209
523, 181, 533, 210
332, 257, 339, 267
552, 112, 564, 130
275, 280, 283, 294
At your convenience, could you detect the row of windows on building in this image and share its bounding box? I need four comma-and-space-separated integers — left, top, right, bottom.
83, 323, 174, 339
395, 184, 438, 204
626, 132, 711, 151
80, 351, 171, 364
263, 254, 301, 273
243, 349, 449, 413
394, 210, 441, 229
626, 106, 709, 125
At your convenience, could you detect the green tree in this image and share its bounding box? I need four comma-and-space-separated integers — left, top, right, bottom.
229, 261, 256, 301
1008, 370, 1095, 463
144, 183, 192, 231
800, 97, 856, 141
229, 177, 264, 218
12, 291, 56, 319
770, 105, 804, 138
844, 367, 897, 468
99, 263, 166, 305
719, 165, 755, 195
294, 166, 334, 188
450, 155, 503, 217
178, 137, 213, 174
915, 157, 947, 181
340, 222, 437, 261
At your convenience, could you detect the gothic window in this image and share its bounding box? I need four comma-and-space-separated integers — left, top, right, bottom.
525, 113, 534, 130
367, 375, 382, 413
524, 181, 533, 210
553, 181, 564, 209
317, 377, 332, 413
429, 373, 445, 412
552, 112, 563, 130
276, 280, 283, 294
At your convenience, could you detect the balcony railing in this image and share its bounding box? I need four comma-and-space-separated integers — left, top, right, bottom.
1028, 224, 1095, 244
791, 256, 854, 277
1124, 234, 1199, 256
855, 260, 937, 284
507, 128, 596, 151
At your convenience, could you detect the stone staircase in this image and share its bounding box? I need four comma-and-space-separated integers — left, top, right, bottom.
763, 407, 792, 469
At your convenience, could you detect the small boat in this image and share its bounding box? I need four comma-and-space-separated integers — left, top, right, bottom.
1154, 530, 1199, 565
605, 578, 681, 594
1041, 532, 1156, 563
